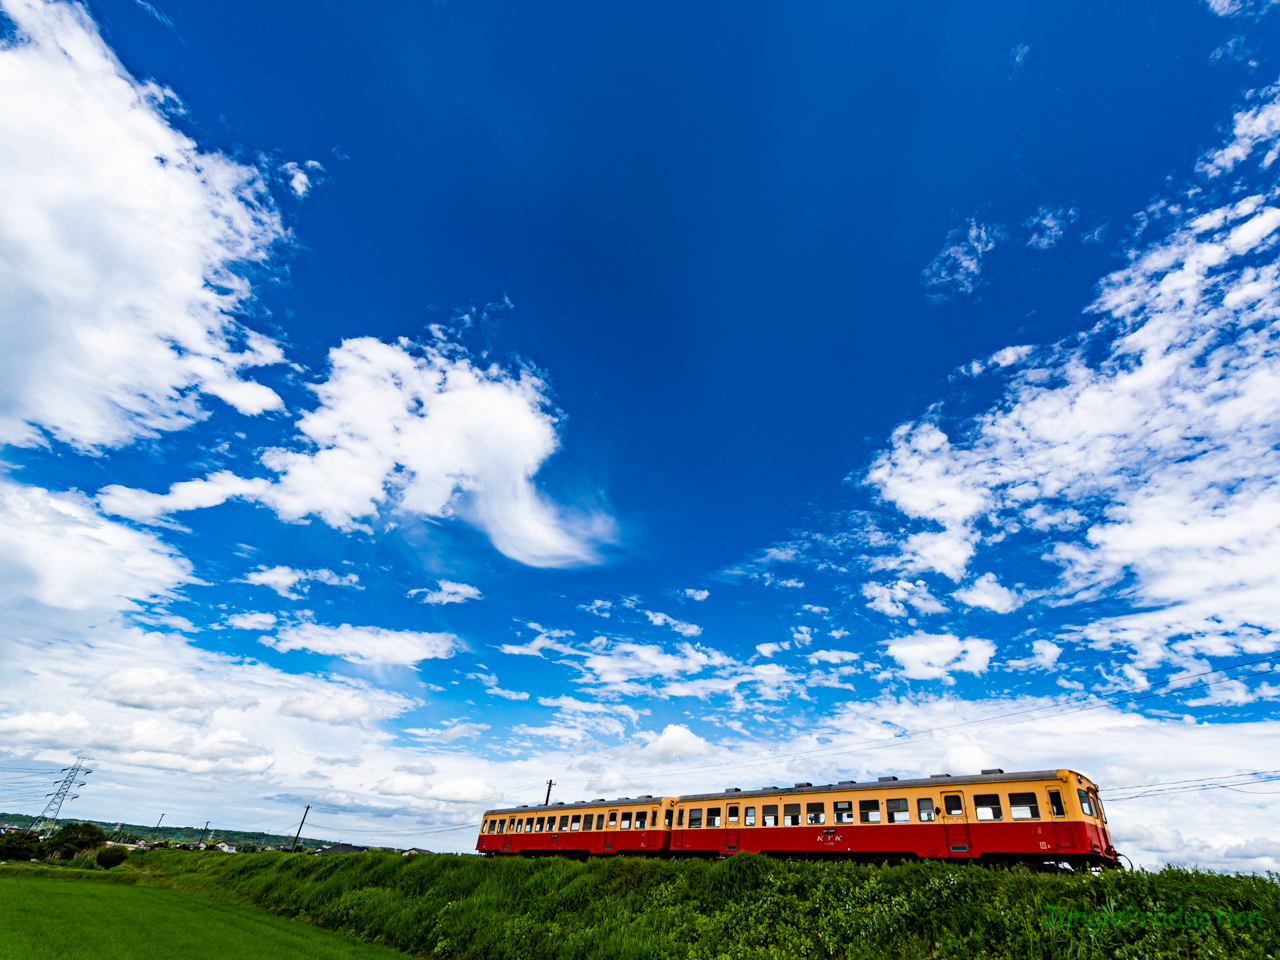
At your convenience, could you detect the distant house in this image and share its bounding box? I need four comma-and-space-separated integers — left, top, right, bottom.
315, 843, 368, 855
213, 841, 237, 853
401, 848, 432, 856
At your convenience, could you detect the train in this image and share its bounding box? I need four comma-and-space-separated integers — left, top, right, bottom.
476, 767, 1118, 868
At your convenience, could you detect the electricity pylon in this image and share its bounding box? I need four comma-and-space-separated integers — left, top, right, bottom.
29, 757, 92, 837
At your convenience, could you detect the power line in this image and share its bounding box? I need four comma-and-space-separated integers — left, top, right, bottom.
28, 758, 92, 837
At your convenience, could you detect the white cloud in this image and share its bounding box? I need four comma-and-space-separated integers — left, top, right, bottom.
861, 579, 948, 618
409, 580, 482, 605
632, 724, 716, 764
224, 611, 277, 630
807, 649, 859, 665
755, 641, 789, 658
579, 599, 612, 617
920, 218, 1005, 302
643, 610, 702, 637
883, 632, 996, 683
98, 337, 615, 567
0, 478, 192, 611
406, 721, 490, 742
1023, 204, 1077, 250
800, 604, 829, 615
1007, 639, 1063, 671
278, 691, 405, 726
0, 0, 287, 451
951, 572, 1023, 613
683, 588, 710, 601
242, 565, 359, 600
262, 622, 461, 666
466, 672, 530, 701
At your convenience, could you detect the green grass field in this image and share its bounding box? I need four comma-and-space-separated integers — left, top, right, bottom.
3, 852, 1280, 959
0, 876, 402, 960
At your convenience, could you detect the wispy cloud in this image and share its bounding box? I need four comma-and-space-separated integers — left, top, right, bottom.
920, 218, 1006, 302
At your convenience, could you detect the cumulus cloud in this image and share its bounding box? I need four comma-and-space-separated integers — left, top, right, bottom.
242, 565, 359, 600
409, 580, 482, 605
683, 588, 709, 601
579, 599, 612, 617
950, 572, 1023, 613
467, 672, 530, 701
920, 218, 1005, 302
0, 0, 288, 451
0, 478, 192, 611
224, 611, 277, 630
278, 690, 406, 725
883, 632, 996, 683
99, 337, 615, 567
862, 579, 948, 618
262, 622, 461, 666
632, 724, 717, 764
643, 610, 702, 637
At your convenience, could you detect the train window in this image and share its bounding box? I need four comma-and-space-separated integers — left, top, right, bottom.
783, 804, 802, 826
1047, 790, 1065, 817
485, 820, 494, 833
806, 802, 825, 825
917, 799, 936, 822
559, 816, 570, 831
707, 807, 722, 827
581, 816, 592, 832
665, 809, 673, 827
944, 795, 964, 816
1008, 793, 1040, 820
1093, 793, 1107, 824
514, 820, 523, 833
570, 815, 582, 831
974, 795, 1003, 821
677, 809, 684, 827
496, 820, 505, 834
526, 818, 535, 831
834, 801, 854, 824
859, 800, 881, 823
535, 817, 545, 832
621, 812, 633, 830
689, 809, 703, 828
887, 799, 910, 823
744, 807, 757, 826
762, 805, 778, 826
728, 806, 740, 823
1077, 789, 1095, 818
635, 812, 647, 829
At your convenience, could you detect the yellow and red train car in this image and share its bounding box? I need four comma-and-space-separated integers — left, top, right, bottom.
476, 768, 1118, 867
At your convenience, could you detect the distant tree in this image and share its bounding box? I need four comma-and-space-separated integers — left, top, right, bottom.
43, 822, 108, 860
0, 831, 38, 860
95, 847, 128, 869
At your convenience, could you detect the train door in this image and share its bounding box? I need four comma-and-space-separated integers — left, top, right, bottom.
672, 807, 684, 849
1046, 789, 1074, 849
941, 793, 971, 854
724, 803, 740, 851
603, 809, 619, 852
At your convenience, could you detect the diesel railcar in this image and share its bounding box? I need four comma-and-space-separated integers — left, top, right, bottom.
476, 768, 1118, 867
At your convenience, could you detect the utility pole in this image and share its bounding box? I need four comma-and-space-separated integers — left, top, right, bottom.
197, 821, 210, 848
149, 814, 165, 844
288, 805, 311, 853
544, 780, 555, 805
29, 758, 92, 837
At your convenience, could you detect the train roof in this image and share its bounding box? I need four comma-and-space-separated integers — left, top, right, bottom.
481, 769, 1090, 817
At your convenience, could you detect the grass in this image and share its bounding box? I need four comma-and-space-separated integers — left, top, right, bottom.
0, 876, 403, 960
3, 851, 1280, 959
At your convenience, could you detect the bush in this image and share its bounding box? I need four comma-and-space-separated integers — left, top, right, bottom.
0, 831, 37, 861
43, 822, 108, 860
96, 846, 129, 869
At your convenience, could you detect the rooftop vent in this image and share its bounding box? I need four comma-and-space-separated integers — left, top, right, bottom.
725, 787, 742, 793
981, 768, 1005, 775
838, 780, 855, 785
878, 776, 899, 782
593, 799, 606, 802
554, 801, 565, 805
518, 805, 528, 808
930, 774, 952, 778
794, 782, 812, 788
640, 795, 654, 799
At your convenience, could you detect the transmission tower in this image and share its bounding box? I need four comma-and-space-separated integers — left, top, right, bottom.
29, 757, 92, 838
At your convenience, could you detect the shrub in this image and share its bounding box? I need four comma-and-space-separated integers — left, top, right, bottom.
96, 846, 129, 869
43, 822, 108, 860
0, 831, 37, 861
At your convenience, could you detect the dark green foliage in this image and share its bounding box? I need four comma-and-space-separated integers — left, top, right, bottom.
0, 830, 38, 861
115, 849, 1280, 960
96, 846, 129, 869
43, 821, 108, 860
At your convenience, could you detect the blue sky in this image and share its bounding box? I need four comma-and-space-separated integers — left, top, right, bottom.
4, 0, 1280, 864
